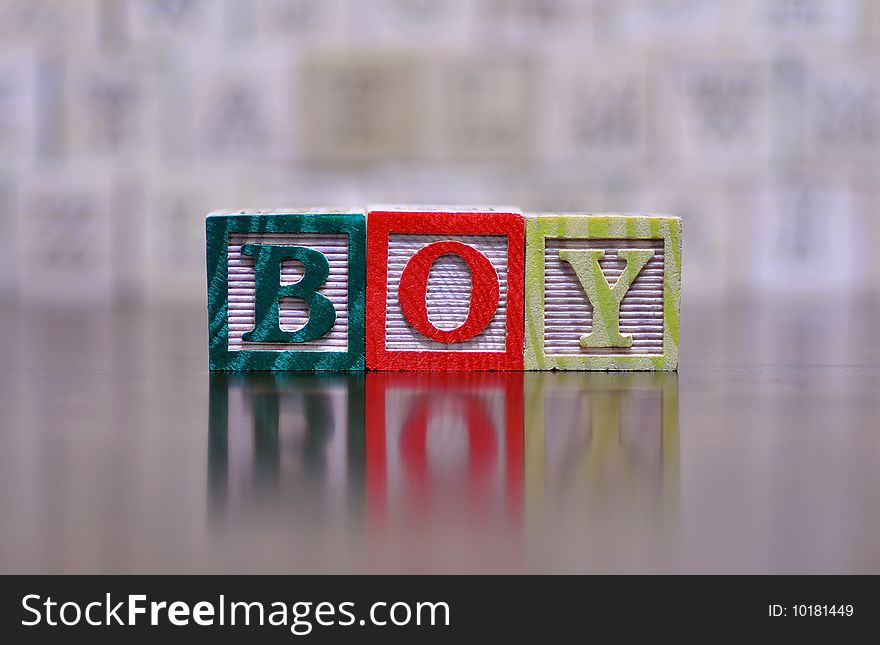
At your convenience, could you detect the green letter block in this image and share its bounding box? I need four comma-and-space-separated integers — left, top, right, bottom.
524, 214, 681, 371
206, 211, 366, 371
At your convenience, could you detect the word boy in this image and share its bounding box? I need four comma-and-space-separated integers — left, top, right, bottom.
206, 207, 680, 371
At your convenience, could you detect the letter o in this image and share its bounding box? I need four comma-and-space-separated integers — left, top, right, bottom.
397, 241, 500, 344
390, 602, 411, 626
400, 395, 497, 491
60, 602, 81, 626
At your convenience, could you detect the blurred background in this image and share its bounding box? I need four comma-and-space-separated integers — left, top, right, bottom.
2, 0, 880, 574
1, 0, 879, 305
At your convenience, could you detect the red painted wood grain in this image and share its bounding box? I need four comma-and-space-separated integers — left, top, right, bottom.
366, 209, 525, 371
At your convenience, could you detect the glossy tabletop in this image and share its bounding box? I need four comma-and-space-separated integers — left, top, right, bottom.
1, 297, 878, 573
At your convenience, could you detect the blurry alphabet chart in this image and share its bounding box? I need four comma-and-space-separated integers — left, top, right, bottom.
1, 0, 878, 312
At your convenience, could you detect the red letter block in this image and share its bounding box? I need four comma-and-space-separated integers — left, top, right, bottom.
366, 207, 525, 370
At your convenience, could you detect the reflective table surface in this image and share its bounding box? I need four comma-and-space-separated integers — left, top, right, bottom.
1, 298, 878, 573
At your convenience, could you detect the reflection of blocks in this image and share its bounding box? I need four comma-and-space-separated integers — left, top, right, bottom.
365, 373, 523, 525
208, 372, 364, 519
525, 215, 681, 371
524, 372, 678, 520
366, 207, 525, 371
206, 211, 366, 371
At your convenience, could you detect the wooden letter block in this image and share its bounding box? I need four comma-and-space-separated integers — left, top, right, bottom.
366, 207, 525, 371
206, 211, 366, 371
524, 214, 681, 371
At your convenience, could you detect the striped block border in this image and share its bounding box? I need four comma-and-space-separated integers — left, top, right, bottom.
206, 212, 366, 371
524, 215, 681, 371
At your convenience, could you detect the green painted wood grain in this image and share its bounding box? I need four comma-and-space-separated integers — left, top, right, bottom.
206, 212, 366, 371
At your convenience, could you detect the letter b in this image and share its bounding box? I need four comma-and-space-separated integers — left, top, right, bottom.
241, 244, 336, 344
